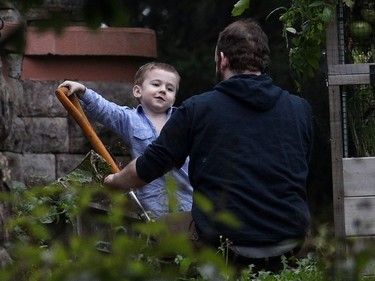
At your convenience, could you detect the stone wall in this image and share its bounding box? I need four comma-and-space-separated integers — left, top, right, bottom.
2, 77, 138, 185
0, 3, 157, 186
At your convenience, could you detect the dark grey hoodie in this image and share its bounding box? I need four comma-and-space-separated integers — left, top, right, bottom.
137, 74, 313, 246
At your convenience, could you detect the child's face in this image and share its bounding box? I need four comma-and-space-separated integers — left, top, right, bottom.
133, 69, 178, 114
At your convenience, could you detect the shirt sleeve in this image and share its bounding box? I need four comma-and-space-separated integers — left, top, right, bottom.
78, 88, 133, 143
136, 102, 192, 183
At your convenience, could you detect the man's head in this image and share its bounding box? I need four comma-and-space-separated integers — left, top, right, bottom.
215, 19, 270, 81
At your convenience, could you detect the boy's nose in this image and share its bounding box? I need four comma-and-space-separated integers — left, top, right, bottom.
159, 85, 167, 93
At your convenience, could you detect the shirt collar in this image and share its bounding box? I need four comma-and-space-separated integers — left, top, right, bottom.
136, 104, 176, 118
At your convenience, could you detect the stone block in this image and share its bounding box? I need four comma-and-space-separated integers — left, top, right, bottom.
0, 73, 12, 141
21, 80, 67, 117
5, 54, 22, 79
56, 153, 87, 178
6, 74, 24, 112
22, 117, 69, 153
67, 117, 131, 160
68, 117, 93, 154
82, 81, 137, 107
0, 117, 26, 152
4, 152, 55, 185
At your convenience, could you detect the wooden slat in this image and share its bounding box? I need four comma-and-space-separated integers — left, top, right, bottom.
343, 158, 375, 237
329, 85, 346, 240
328, 64, 375, 86
328, 74, 370, 85
325, 9, 339, 65
343, 157, 375, 197
326, 9, 346, 242
329, 63, 375, 75
344, 197, 375, 236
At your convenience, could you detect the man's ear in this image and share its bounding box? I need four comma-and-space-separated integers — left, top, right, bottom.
220, 52, 229, 71
133, 85, 142, 98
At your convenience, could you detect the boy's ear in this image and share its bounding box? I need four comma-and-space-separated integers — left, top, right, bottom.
133, 85, 142, 98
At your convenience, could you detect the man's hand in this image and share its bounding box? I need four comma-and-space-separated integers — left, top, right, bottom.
103, 158, 147, 191
104, 173, 128, 191
58, 80, 86, 96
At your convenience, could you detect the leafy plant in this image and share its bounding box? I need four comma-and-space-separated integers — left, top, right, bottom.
2, 152, 375, 280
231, 0, 346, 91
0, 150, 330, 281
347, 84, 375, 157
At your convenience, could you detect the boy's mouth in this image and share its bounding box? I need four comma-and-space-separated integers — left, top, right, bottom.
155, 96, 165, 101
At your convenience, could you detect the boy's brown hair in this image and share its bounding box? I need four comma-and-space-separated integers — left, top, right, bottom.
134, 62, 181, 91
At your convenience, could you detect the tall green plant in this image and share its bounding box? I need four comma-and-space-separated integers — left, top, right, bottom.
347, 84, 375, 157
232, 0, 339, 91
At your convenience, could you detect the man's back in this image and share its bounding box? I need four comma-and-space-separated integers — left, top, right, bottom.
148, 73, 313, 246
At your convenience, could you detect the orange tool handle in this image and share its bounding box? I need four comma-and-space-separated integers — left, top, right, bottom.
55, 87, 151, 222
55, 87, 120, 173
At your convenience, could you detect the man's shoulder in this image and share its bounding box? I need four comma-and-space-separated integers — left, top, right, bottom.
183, 90, 217, 105
282, 91, 311, 106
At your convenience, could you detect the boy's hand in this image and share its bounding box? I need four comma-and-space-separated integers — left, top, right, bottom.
58, 80, 86, 96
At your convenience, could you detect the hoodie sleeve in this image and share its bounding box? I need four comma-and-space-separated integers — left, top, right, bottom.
136, 102, 192, 183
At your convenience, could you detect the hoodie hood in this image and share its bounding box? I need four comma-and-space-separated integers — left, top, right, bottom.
214, 74, 283, 111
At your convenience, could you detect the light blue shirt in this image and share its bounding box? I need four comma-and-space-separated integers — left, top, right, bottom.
79, 89, 193, 218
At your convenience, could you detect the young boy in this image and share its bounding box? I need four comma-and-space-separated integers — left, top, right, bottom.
58, 62, 193, 218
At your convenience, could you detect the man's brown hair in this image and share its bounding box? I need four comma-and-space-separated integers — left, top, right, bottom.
216, 19, 270, 74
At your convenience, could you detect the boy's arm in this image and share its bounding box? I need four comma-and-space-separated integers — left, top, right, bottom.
58, 81, 132, 141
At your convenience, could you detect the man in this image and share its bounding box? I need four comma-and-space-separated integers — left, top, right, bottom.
104, 18, 313, 272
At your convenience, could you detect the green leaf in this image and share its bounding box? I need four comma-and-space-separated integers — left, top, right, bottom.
194, 193, 213, 214
291, 37, 301, 46
343, 0, 355, 8
309, 1, 325, 8
266, 7, 287, 21
286, 27, 297, 34
322, 7, 333, 23
179, 256, 192, 275
215, 211, 242, 228
231, 0, 250, 16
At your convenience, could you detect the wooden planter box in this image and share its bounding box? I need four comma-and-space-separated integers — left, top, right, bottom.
343, 157, 375, 237
342, 157, 375, 276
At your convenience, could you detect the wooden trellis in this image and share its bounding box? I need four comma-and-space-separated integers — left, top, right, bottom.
326, 0, 375, 276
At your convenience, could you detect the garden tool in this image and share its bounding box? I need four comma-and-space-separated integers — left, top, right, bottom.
55, 86, 151, 222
